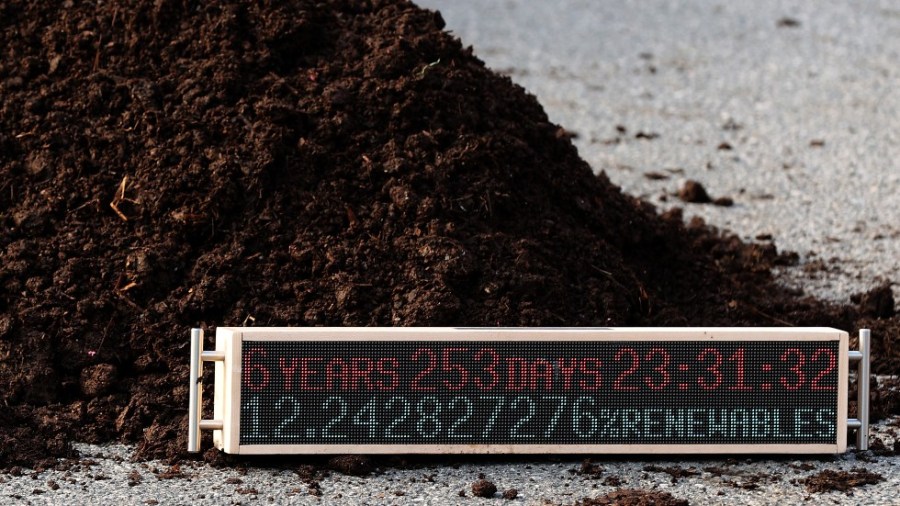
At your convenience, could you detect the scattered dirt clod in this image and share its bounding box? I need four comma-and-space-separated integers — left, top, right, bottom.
576, 488, 689, 506
802, 468, 884, 493
853, 283, 895, 319
678, 180, 712, 203
472, 478, 498, 498
327, 455, 373, 476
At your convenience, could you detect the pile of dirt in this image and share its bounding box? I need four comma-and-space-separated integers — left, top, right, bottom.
1, 0, 898, 469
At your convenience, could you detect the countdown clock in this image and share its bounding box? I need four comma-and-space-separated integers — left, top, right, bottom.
188, 327, 869, 455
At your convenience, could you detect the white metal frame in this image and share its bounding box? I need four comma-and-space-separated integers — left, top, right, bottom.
188, 327, 868, 455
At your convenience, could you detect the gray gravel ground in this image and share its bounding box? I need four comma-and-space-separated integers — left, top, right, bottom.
2, 423, 900, 506
3, 1, 899, 505
420, 0, 900, 304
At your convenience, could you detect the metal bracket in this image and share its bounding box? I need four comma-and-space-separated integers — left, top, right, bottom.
188, 328, 225, 453
847, 328, 870, 450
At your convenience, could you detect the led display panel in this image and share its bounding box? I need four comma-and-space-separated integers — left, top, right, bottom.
205, 327, 851, 454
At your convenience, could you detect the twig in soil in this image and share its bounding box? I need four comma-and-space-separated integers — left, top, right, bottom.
638, 283, 652, 315
729, 299, 795, 326
87, 316, 116, 358
112, 272, 142, 310
71, 197, 101, 215
417, 58, 441, 78
117, 281, 138, 292
93, 33, 103, 72
590, 265, 613, 278
109, 175, 139, 221
113, 269, 139, 294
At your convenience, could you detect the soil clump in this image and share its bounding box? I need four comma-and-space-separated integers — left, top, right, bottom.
801, 468, 884, 493
1, 0, 899, 469
471, 477, 497, 498
576, 488, 689, 506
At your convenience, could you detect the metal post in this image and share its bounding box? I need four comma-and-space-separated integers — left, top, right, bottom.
188, 328, 203, 453
857, 329, 870, 451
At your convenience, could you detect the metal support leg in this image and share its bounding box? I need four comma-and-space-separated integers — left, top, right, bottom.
188, 328, 203, 453
848, 329, 871, 450
857, 329, 870, 451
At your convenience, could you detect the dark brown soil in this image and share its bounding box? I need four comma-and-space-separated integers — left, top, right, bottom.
801, 468, 884, 493
327, 455, 373, 476
578, 459, 605, 478
471, 477, 497, 498
642, 465, 700, 484
576, 489, 689, 506
677, 180, 712, 204
703, 465, 778, 490
1, 0, 899, 470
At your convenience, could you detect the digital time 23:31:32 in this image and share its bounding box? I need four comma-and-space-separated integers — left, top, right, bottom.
238, 340, 839, 445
